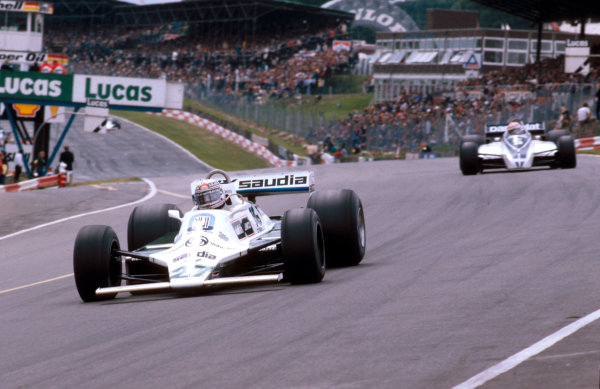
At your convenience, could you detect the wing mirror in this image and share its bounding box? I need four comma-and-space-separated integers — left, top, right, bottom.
168, 209, 182, 221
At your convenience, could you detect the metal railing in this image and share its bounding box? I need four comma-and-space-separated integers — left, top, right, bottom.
188, 81, 598, 155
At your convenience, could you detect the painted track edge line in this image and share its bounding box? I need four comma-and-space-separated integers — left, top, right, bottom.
452, 308, 600, 388
115, 115, 214, 171
0, 178, 157, 241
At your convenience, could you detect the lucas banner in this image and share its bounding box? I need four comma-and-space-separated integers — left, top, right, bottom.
0, 71, 72, 102
0, 71, 181, 109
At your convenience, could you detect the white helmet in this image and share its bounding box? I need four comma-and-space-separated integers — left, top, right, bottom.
193, 179, 225, 209
507, 121, 525, 135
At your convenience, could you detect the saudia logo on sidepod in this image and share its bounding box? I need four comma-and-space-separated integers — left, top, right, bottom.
84, 78, 152, 102
238, 174, 308, 189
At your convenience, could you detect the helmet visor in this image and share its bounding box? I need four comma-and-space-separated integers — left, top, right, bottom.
195, 188, 222, 207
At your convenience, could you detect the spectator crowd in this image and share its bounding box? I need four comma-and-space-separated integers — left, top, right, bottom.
313, 56, 600, 156
37, 21, 600, 158
44, 21, 355, 101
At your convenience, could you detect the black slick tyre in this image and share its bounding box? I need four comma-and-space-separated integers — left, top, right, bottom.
127, 204, 182, 285
73, 225, 121, 302
281, 208, 325, 284
461, 134, 484, 146
547, 129, 571, 144
459, 141, 479, 175
127, 203, 182, 250
558, 135, 576, 169
306, 189, 366, 267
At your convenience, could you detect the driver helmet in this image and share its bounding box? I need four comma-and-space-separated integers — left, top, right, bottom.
193, 179, 225, 209
506, 121, 525, 135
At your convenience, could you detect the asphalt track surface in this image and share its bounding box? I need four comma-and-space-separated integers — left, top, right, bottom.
48, 115, 212, 183
2, 151, 600, 387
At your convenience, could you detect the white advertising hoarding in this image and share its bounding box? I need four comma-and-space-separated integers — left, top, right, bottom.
72, 75, 168, 108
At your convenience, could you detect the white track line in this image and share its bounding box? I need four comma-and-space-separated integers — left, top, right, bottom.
0, 178, 156, 241
157, 188, 190, 199
453, 308, 600, 388
0, 274, 73, 295
116, 115, 214, 170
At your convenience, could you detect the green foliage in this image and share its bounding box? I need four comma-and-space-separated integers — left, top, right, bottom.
298, 93, 373, 121
327, 75, 368, 94
183, 99, 307, 156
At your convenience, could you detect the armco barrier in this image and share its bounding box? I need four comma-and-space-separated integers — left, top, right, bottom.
158, 110, 600, 164
155, 109, 307, 167
0, 173, 65, 193
575, 136, 600, 150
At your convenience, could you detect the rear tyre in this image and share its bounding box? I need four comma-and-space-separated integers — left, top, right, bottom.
459, 141, 480, 175
127, 204, 182, 285
127, 203, 182, 250
461, 134, 484, 146
558, 135, 577, 169
306, 189, 366, 267
547, 129, 571, 144
281, 208, 325, 284
73, 225, 121, 302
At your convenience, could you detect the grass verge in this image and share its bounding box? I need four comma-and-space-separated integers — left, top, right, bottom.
184, 99, 307, 156
111, 110, 269, 171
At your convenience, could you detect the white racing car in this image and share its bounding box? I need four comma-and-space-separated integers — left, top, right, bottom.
73, 169, 366, 302
459, 121, 576, 175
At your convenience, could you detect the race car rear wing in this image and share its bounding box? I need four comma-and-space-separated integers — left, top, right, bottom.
485, 122, 546, 138
230, 171, 315, 196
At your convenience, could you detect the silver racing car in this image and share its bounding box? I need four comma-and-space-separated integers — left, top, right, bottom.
73, 169, 366, 302
459, 121, 576, 175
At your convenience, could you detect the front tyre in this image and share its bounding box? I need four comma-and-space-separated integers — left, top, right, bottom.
558, 135, 577, 169
459, 141, 480, 175
73, 225, 121, 302
307, 189, 366, 267
282, 208, 325, 284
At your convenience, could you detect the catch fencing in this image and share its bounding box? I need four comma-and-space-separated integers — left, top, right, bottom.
188, 81, 598, 154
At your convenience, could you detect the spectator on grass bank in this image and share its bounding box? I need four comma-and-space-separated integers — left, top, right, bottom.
595, 85, 600, 120
306, 144, 321, 164
556, 106, 572, 130
59, 145, 74, 184
13, 148, 24, 183
32, 151, 46, 177
577, 102, 592, 125
0, 151, 6, 185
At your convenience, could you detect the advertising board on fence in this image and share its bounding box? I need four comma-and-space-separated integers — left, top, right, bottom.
0, 71, 183, 110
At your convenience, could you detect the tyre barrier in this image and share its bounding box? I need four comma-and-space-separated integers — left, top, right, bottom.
0, 173, 66, 193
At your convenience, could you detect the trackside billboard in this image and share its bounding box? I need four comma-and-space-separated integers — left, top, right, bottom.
73, 75, 167, 108
0, 71, 72, 102
0, 71, 183, 109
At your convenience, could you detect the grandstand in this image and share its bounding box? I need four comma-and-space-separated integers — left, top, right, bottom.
39, 0, 600, 160
47, 1, 353, 41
